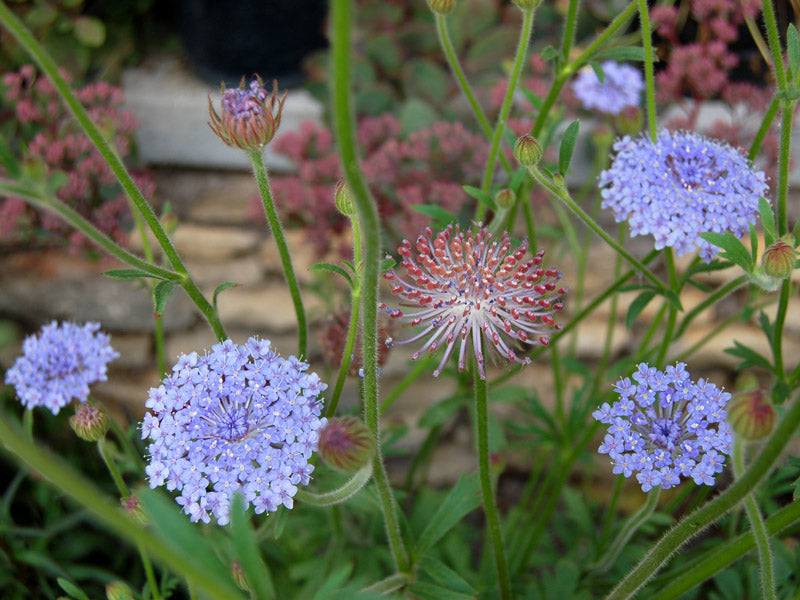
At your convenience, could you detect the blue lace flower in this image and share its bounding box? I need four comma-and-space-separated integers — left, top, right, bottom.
593, 363, 732, 492
142, 338, 327, 525
571, 61, 643, 115
599, 130, 768, 261
5, 321, 118, 414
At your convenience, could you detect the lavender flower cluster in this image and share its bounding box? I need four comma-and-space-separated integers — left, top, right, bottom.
220, 79, 271, 121
571, 60, 644, 115
599, 130, 768, 261
5, 321, 118, 414
593, 363, 732, 493
142, 338, 326, 525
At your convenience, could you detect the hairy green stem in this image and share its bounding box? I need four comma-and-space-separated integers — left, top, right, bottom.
733, 439, 776, 600
331, 0, 409, 573
674, 275, 749, 339
655, 250, 678, 367
473, 363, 511, 599
748, 96, 779, 161
760, 0, 788, 91
249, 151, 307, 358
604, 393, 800, 600
593, 489, 661, 572
560, 0, 580, 60
295, 464, 373, 506
638, 0, 658, 141
476, 8, 535, 222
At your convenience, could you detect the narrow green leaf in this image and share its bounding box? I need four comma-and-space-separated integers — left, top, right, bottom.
415, 474, 481, 556
625, 290, 656, 328
788, 24, 800, 78
594, 46, 650, 62
558, 120, 580, 175
700, 232, 753, 271
759, 196, 777, 246
724, 341, 773, 372
57, 578, 90, 600
772, 379, 791, 404
590, 61, 606, 83
749, 223, 758, 261
418, 396, 464, 428
509, 167, 527, 191
212, 281, 239, 311
411, 204, 457, 228
153, 280, 175, 316
462, 185, 496, 210
310, 262, 354, 288
381, 257, 396, 272
419, 556, 475, 595
103, 268, 164, 280
540, 45, 563, 62
230, 494, 275, 600
406, 581, 474, 600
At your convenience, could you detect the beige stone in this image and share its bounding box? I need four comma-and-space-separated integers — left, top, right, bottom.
171, 224, 261, 260
214, 283, 323, 332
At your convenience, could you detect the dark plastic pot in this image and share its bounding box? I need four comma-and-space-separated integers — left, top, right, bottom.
179, 0, 327, 87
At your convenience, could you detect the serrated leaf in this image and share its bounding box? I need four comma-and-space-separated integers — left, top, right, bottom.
415, 474, 481, 556
230, 494, 275, 600
594, 46, 651, 62
411, 204, 457, 228
625, 290, 656, 328
462, 185, 496, 210
212, 281, 239, 311
788, 24, 800, 79
700, 232, 753, 271
759, 196, 776, 246
153, 280, 175, 316
103, 268, 164, 280
57, 578, 90, 600
724, 341, 773, 372
558, 120, 580, 175
310, 262, 354, 288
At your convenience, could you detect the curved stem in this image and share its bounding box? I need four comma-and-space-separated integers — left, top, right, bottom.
748, 96, 779, 161
592, 489, 661, 573
733, 439, 776, 600
473, 362, 511, 599
331, 0, 409, 574
604, 393, 800, 600
638, 0, 658, 141
249, 151, 307, 358
674, 275, 749, 339
655, 250, 678, 367
295, 464, 373, 506
476, 8, 535, 222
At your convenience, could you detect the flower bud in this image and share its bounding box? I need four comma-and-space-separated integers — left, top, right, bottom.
121, 494, 148, 525
727, 389, 775, 441
318, 416, 375, 473
231, 561, 249, 592
106, 582, 134, 600
426, 0, 456, 14
761, 236, 796, 280
208, 76, 287, 151
494, 188, 516, 210
334, 179, 355, 216
513, 0, 543, 10
514, 134, 543, 166
69, 401, 109, 442
614, 106, 643, 136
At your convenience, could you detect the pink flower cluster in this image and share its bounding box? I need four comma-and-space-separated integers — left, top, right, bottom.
264, 115, 487, 255
0, 65, 154, 253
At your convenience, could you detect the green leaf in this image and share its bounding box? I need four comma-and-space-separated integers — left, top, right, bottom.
749, 223, 758, 260
724, 341, 773, 372
212, 281, 239, 311
153, 280, 175, 316
625, 290, 656, 328
419, 556, 475, 595
310, 262, 354, 288
788, 24, 800, 79
772, 378, 791, 404
230, 494, 275, 600
415, 473, 481, 556
590, 61, 606, 83
558, 120, 580, 175
411, 204, 457, 229
759, 196, 776, 246
72, 15, 106, 48
418, 396, 464, 428
700, 232, 753, 272
663, 289, 684, 312
103, 268, 164, 280
381, 257, 396, 272
594, 46, 651, 62
0, 133, 21, 178
406, 581, 474, 600
509, 167, 527, 192
462, 185, 496, 210
57, 578, 90, 600
540, 45, 563, 62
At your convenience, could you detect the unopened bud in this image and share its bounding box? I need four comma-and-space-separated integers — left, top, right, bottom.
513, 0, 543, 10
69, 402, 109, 442
514, 134, 543, 166
761, 236, 796, 280
318, 416, 375, 473
121, 494, 148, 525
727, 389, 775, 441
231, 561, 249, 592
334, 179, 356, 216
614, 106, 643, 136
494, 188, 516, 209
427, 0, 456, 14
106, 581, 134, 600
208, 76, 286, 151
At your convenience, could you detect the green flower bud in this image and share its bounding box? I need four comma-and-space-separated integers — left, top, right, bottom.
231, 561, 249, 592
513, 0, 543, 11
106, 581, 134, 600
334, 179, 356, 217
69, 401, 109, 442
761, 236, 796, 280
494, 188, 516, 209
318, 416, 375, 473
514, 134, 543, 166
427, 0, 456, 14
728, 389, 775, 441
121, 494, 148, 525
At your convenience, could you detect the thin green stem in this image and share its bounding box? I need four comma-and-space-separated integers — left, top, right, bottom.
775, 102, 794, 236
473, 363, 511, 599
599, 476, 626, 548
638, 0, 658, 141
0, 413, 244, 599
592, 489, 661, 572
673, 275, 749, 339
477, 8, 535, 222
604, 393, 800, 600
760, 0, 788, 91
22, 409, 33, 440
748, 96, 779, 161
733, 439, 776, 600
655, 250, 678, 367
295, 464, 373, 506
529, 167, 667, 292
249, 151, 307, 358
331, 0, 409, 574
380, 354, 436, 415
521, 179, 537, 253
560, 0, 580, 61
744, 15, 774, 70
98, 437, 129, 498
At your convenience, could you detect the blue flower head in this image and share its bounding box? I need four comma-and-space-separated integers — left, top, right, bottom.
142, 338, 327, 525
5, 321, 118, 415
571, 61, 644, 115
599, 130, 768, 261
593, 363, 732, 492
